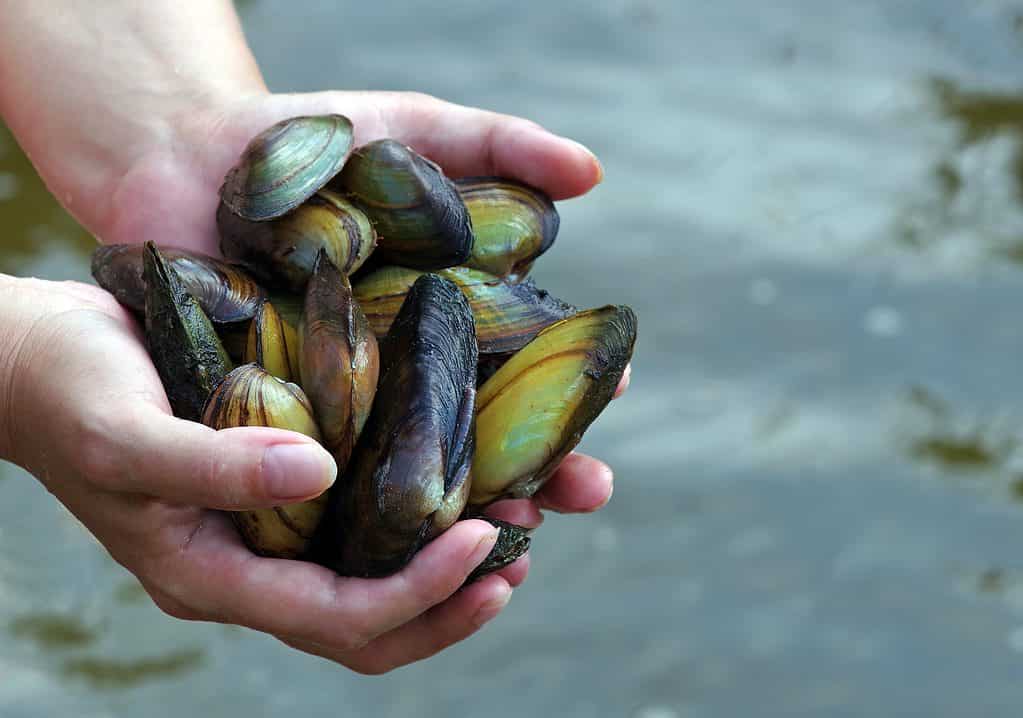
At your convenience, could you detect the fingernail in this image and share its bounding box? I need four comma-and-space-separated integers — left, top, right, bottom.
566, 139, 604, 184
473, 587, 512, 627
263, 443, 337, 500
597, 466, 614, 509
465, 528, 499, 571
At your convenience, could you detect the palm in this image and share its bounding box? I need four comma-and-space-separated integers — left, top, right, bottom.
69, 90, 614, 672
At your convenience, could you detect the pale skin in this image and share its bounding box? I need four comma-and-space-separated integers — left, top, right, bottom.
0, 0, 631, 673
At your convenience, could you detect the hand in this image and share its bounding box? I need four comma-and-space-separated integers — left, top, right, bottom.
2, 90, 628, 673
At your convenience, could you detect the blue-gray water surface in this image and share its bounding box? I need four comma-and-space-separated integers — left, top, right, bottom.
3, 1, 1023, 716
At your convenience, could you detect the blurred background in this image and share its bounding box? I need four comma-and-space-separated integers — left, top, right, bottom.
3, 0, 1023, 715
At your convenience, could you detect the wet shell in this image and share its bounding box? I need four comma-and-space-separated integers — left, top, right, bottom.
142, 242, 233, 422
299, 251, 379, 473
202, 363, 327, 559
244, 301, 300, 383
456, 177, 559, 280
219, 114, 354, 222
92, 243, 265, 324
352, 265, 575, 355
218, 189, 376, 292
469, 305, 636, 506
332, 274, 478, 577
333, 139, 473, 269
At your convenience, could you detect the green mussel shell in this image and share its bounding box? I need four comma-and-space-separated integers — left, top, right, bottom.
352, 265, 575, 355
142, 242, 233, 422
218, 189, 376, 292
457, 177, 559, 280
333, 139, 473, 269
331, 273, 478, 577
219, 114, 354, 222
299, 251, 379, 473
202, 363, 327, 559
468, 305, 637, 506
92, 244, 265, 324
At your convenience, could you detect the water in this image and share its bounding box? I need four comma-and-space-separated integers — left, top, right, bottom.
2, 1, 1023, 715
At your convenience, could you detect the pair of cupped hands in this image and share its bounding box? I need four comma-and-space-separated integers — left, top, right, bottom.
0, 90, 626, 674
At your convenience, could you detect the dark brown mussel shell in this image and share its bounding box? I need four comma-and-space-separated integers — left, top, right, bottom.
456, 177, 559, 280
142, 242, 233, 422
219, 114, 354, 222
298, 251, 379, 472
218, 189, 376, 292
469, 305, 637, 507
92, 244, 265, 324
352, 265, 575, 355
333, 139, 473, 269
331, 273, 478, 577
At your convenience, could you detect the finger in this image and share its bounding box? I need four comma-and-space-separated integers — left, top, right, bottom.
533, 453, 614, 514
384, 95, 603, 200
496, 553, 530, 588
280, 574, 512, 675
86, 402, 336, 509
614, 364, 632, 399
151, 515, 498, 652
483, 498, 544, 529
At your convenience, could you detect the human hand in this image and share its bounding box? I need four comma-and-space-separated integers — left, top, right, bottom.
1, 90, 628, 673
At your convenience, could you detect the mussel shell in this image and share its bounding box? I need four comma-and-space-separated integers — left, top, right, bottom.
466, 517, 531, 583
92, 244, 265, 324
219, 114, 355, 222
142, 242, 233, 422
468, 305, 637, 506
456, 177, 559, 279
298, 251, 379, 473
218, 189, 376, 292
333, 140, 473, 269
202, 363, 327, 559
245, 301, 300, 383
353, 265, 576, 355
332, 273, 478, 577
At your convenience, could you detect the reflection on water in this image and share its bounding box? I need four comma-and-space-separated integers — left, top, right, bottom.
902, 385, 1016, 473
894, 77, 1023, 265
9, 613, 99, 650
60, 649, 204, 690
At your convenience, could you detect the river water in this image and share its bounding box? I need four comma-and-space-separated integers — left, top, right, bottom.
3, 1, 1023, 715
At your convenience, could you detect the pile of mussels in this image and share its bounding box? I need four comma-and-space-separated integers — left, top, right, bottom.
90, 115, 637, 580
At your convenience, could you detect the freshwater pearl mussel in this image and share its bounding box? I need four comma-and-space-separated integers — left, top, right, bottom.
88, 113, 637, 580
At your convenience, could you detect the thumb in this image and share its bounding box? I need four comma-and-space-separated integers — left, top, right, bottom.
85, 403, 337, 509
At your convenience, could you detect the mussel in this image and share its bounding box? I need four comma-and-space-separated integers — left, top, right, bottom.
333, 139, 473, 269
219, 114, 354, 222
332, 274, 478, 577
142, 242, 233, 422
245, 300, 300, 383
92, 243, 266, 324
352, 265, 575, 355
298, 251, 379, 472
218, 189, 376, 292
457, 177, 559, 280
469, 305, 637, 507
202, 364, 328, 558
